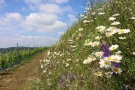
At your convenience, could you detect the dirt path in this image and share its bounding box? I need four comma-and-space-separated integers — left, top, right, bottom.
0, 51, 45, 90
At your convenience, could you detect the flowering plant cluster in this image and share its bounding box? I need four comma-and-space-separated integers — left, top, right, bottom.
83, 11, 131, 78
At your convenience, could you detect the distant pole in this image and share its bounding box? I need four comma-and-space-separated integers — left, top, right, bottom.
17, 42, 18, 48
28, 44, 29, 48
16, 42, 18, 50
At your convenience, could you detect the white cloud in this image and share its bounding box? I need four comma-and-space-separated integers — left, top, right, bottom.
21, 13, 67, 33
47, 0, 68, 4
39, 3, 62, 14
0, 13, 21, 28
5, 13, 23, 22
39, 3, 72, 14
23, 13, 57, 26
68, 14, 78, 22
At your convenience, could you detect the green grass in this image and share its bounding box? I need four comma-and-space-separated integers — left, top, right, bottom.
36, 0, 135, 90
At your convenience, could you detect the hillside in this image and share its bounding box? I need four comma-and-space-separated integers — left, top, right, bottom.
37, 0, 135, 90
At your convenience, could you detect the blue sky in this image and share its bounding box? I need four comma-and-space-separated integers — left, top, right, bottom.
0, 0, 88, 48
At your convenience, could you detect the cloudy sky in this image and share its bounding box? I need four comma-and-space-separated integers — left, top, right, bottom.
0, 0, 87, 48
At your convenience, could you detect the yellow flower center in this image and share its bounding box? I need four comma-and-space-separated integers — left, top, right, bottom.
110, 27, 115, 31
107, 72, 111, 75
106, 33, 111, 37
114, 58, 118, 61
86, 42, 90, 45
112, 47, 116, 50
90, 56, 95, 60
120, 30, 124, 33
96, 72, 101, 76
107, 57, 111, 61
97, 53, 101, 56
104, 61, 108, 65
93, 43, 97, 46
85, 60, 90, 64
113, 67, 118, 72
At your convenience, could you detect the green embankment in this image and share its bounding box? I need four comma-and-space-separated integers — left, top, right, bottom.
33, 0, 135, 90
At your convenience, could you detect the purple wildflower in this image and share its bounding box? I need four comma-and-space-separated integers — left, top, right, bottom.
67, 71, 72, 79
59, 74, 66, 84
68, 71, 75, 81
71, 75, 75, 81
113, 63, 120, 68
101, 43, 110, 57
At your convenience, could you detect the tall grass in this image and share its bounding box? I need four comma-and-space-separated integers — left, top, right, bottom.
37, 0, 135, 90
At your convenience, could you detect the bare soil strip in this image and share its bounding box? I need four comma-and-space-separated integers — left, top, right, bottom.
0, 51, 45, 90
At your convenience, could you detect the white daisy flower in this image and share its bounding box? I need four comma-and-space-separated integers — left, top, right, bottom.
106, 32, 113, 37
98, 12, 105, 15
94, 71, 102, 76
112, 13, 120, 17
83, 58, 92, 64
96, 26, 106, 33
83, 20, 90, 23
91, 41, 100, 47
78, 28, 83, 31
88, 55, 96, 61
94, 51, 103, 57
111, 21, 120, 25
84, 40, 92, 46
109, 17, 116, 21
99, 59, 111, 68
105, 72, 113, 78
109, 45, 119, 51
104, 56, 113, 61
112, 67, 122, 74
118, 29, 130, 34
95, 36, 102, 40
111, 55, 122, 62
115, 51, 122, 55
119, 37, 126, 39
106, 27, 118, 34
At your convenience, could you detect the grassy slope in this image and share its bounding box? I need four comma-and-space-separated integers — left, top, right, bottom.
39, 0, 135, 90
